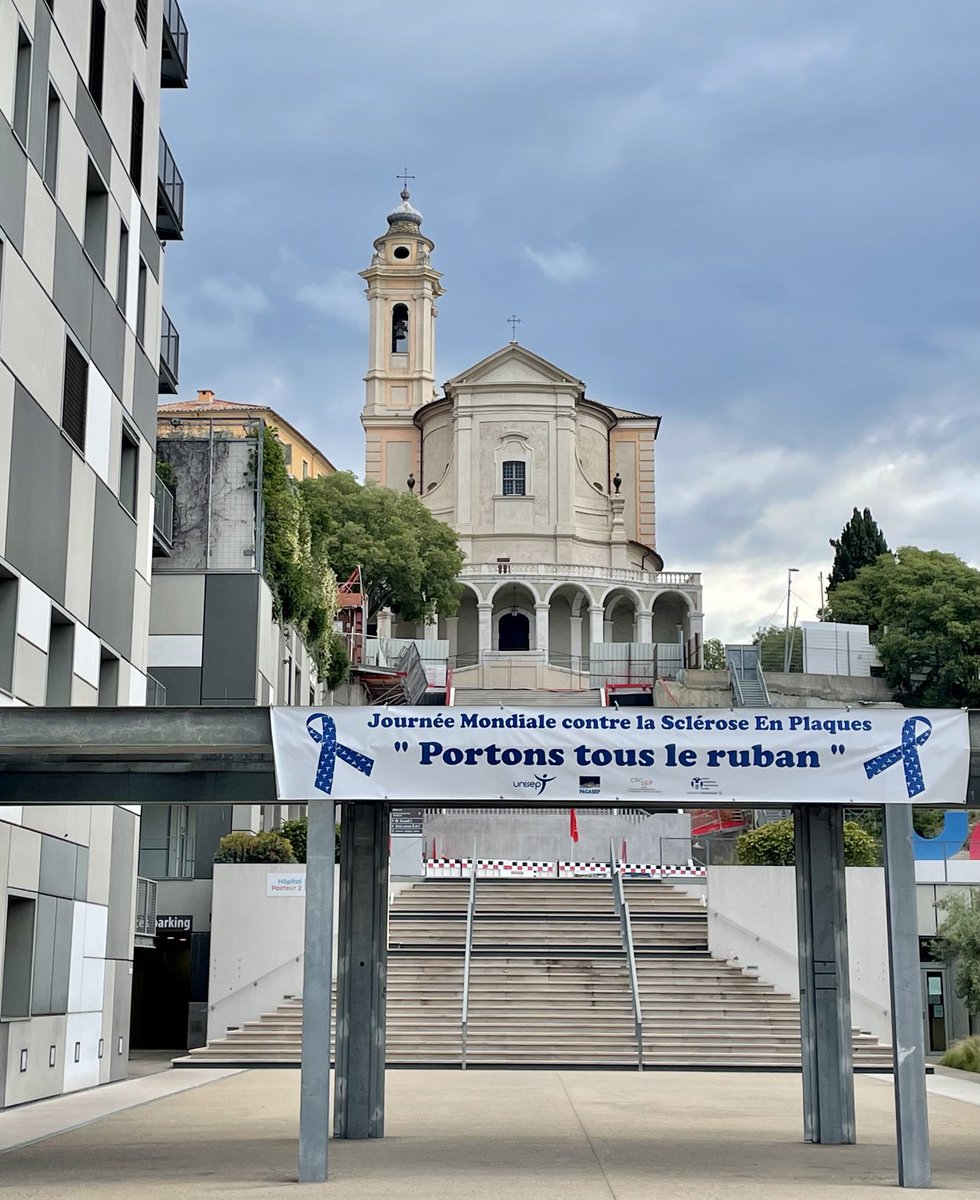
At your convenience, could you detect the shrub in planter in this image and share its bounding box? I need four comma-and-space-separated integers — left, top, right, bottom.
213, 830, 296, 864
941, 1036, 980, 1073
736, 817, 879, 866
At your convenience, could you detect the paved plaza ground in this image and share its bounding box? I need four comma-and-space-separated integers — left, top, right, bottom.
1, 1067, 979, 1199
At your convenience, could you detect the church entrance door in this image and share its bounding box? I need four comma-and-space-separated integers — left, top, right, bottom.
498, 612, 530, 651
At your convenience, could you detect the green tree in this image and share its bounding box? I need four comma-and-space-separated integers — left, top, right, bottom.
702, 638, 726, 670
826, 547, 980, 707
275, 815, 341, 863
827, 507, 889, 591
260, 428, 338, 673
301, 471, 464, 622
736, 818, 879, 866
933, 890, 980, 1017
752, 625, 803, 673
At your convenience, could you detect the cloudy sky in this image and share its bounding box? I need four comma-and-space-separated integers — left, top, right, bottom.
161, 1, 979, 642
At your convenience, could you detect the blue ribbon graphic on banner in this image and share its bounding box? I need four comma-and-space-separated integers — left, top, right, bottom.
862, 715, 932, 798
306, 713, 374, 795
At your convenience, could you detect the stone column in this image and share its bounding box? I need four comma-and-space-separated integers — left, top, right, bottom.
636, 608, 653, 644
535, 603, 550, 660
478, 603, 493, 655
445, 615, 459, 662
423, 617, 438, 643
569, 615, 583, 673
589, 605, 604, 650
376, 608, 392, 639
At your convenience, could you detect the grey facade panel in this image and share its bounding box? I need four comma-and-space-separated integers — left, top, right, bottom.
73, 79, 111, 183
31, 895, 57, 1016
139, 206, 160, 281
153, 665, 201, 705
90, 280, 125, 400
53, 213, 94, 353
26, 4, 52, 173
105, 808, 137, 960
191, 805, 234, 880
201, 574, 260, 704
0, 121, 28, 252
74, 846, 90, 901
109, 960, 132, 1080
50, 898, 73, 1014
132, 345, 159, 442
39, 835, 77, 899
89, 480, 137, 656
5, 383, 71, 604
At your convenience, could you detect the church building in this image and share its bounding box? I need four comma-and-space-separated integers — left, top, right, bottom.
360, 189, 704, 689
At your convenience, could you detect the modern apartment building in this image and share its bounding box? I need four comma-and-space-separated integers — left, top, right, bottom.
0, 0, 188, 1105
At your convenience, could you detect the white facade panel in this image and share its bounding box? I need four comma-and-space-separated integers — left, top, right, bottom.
148, 634, 204, 668
63, 1012, 103, 1093
16, 576, 51, 652
84, 366, 114, 488
82, 902, 108, 959
0, 805, 23, 823
73, 625, 102, 688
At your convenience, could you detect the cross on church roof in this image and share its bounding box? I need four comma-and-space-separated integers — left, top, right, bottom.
397, 166, 415, 195
508, 314, 521, 343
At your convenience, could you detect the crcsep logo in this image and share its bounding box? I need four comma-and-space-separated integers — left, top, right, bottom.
512, 774, 556, 796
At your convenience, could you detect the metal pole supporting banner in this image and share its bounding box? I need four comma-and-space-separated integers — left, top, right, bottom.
882, 804, 931, 1189
794, 804, 856, 1145
334, 802, 389, 1139
298, 798, 336, 1183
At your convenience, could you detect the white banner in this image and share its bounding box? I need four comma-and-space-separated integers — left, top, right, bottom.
270, 707, 970, 807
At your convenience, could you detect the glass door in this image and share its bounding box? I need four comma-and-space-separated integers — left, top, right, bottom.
922, 968, 949, 1053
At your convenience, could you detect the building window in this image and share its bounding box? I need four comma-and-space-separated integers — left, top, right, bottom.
45, 612, 74, 706
0, 566, 16, 696
13, 27, 31, 145
83, 160, 108, 276
62, 336, 88, 452
167, 805, 196, 878
502, 460, 526, 496
98, 649, 118, 705
43, 85, 60, 193
117, 222, 129, 311
2, 896, 36, 1019
391, 303, 409, 353
302, 460, 309, 480
119, 424, 139, 516
130, 84, 144, 191
135, 0, 148, 41
136, 258, 147, 344
88, 1, 106, 111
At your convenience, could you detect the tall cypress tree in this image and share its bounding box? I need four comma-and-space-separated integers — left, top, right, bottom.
827, 507, 889, 591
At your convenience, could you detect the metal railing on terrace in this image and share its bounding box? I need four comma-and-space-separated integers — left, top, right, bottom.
159, 308, 180, 394
146, 673, 167, 706
157, 132, 184, 240
161, 0, 189, 87
135, 877, 158, 941
153, 473, 175, 554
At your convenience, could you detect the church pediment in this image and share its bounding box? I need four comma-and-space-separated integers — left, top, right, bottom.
445, 344, 584, 391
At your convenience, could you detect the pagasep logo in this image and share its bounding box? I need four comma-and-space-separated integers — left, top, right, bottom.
513, 774, 556, 796
579, 775, 600, 795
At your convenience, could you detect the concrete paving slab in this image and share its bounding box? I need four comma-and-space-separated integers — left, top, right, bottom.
1, 1069, 979, 1199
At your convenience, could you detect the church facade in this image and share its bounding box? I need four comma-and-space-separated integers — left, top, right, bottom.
360, 190, 704, 687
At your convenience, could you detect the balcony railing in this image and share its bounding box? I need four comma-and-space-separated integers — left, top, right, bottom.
146, 673, 167, 706
153, 473, 175, 555
135, 877, 158, 942
159, 308, 180, 394
156, 132, 184, 241
161, 0, 189, 88
460, 562, 702, 589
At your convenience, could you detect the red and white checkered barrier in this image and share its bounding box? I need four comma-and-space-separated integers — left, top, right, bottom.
423, 859, 707, 880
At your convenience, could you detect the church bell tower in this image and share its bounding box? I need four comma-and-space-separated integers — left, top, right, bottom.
360, 185, 443, 488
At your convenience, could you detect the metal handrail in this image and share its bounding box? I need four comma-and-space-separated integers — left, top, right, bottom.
460, 846, 477, 1069
209, 953, 303, 1014
610, 840, 643, 1070
728, 660, 745, 705
756, 664, 772, 704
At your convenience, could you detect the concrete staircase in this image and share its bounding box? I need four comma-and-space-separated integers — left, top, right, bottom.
452, 687, 601, 707
178, 878, 894, 1069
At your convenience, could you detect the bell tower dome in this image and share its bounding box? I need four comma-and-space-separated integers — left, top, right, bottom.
360, 184, 444, 488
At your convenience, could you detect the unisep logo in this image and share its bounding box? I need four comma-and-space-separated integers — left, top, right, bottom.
513, 774, 556, 796
579, 775, 600, 795
689, 776, 720, 793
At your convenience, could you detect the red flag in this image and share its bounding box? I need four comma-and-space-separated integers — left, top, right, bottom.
569, 808, 579, 844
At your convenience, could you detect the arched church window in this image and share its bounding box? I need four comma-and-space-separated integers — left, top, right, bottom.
502, 460, 526, 496
391, 304, 409, 353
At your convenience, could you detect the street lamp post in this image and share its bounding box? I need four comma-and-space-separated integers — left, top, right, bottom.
784, 568, 799, 672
